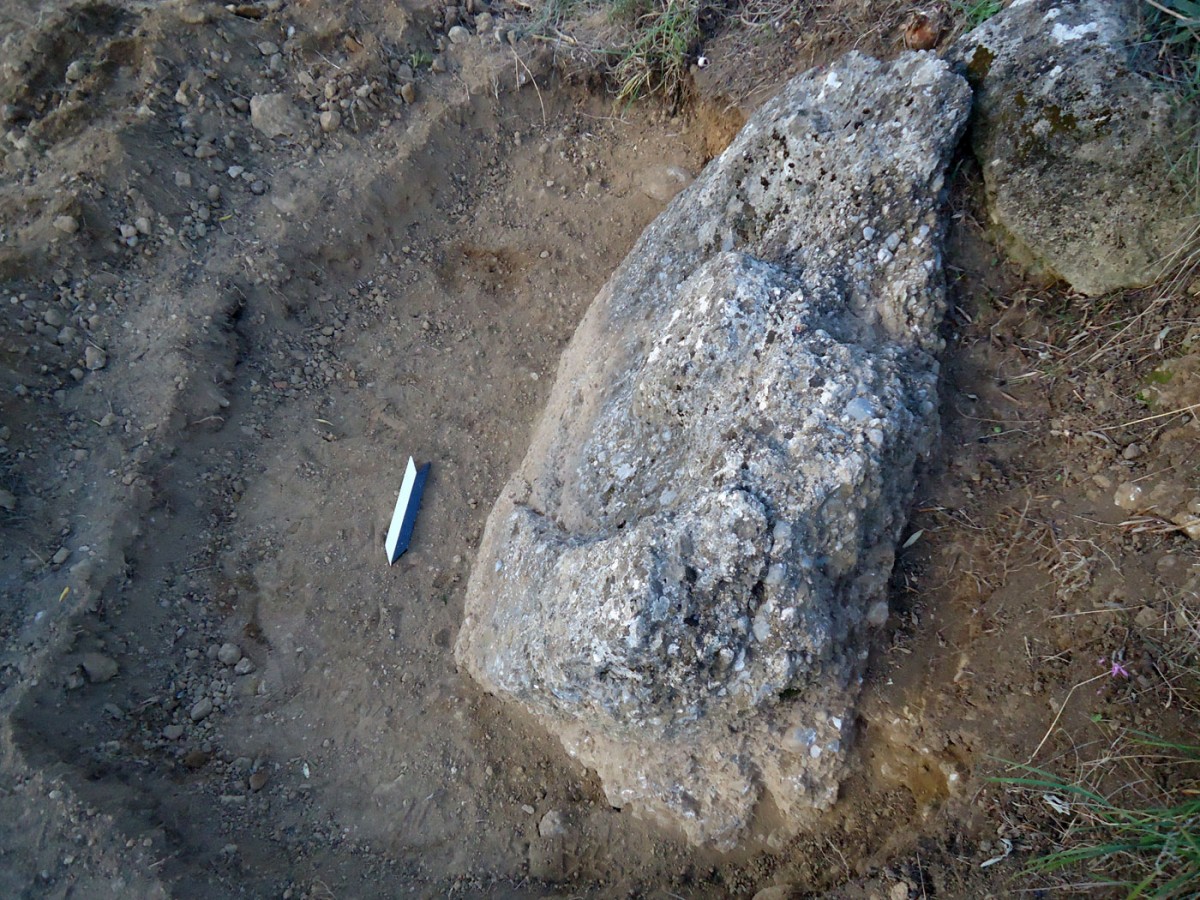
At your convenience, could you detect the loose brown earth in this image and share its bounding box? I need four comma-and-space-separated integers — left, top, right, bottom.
1, 1, 1197, 898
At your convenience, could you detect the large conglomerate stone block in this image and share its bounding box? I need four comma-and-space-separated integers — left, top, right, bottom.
456, 51, 971, 848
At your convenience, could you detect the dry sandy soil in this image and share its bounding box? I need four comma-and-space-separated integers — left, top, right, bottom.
1, 0, 1197, 897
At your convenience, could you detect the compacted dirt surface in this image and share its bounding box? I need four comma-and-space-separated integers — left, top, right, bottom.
1, 0, 1197, 897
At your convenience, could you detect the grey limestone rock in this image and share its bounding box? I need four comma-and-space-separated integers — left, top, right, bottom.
950, 0, 1199, 296
249, 93, 303, 139
78, 652, 118, 684
456, 51, 970, 848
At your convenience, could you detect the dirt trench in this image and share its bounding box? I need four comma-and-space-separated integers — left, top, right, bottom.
0, 2, 730, 893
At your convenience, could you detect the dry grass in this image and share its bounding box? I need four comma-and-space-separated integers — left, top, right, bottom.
722, 0, 918, 71
518, 0, 706, 103
977, 282, 1200, 894
519, 0, 933, 105
945, 167, 1200, 893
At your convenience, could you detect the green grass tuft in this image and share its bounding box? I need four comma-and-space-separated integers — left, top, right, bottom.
994, 734, 1200, 899
950, 0, 1003, 29
523, 0, 704, 103
609, 0, 702, 104
1143, 2, 1200, 191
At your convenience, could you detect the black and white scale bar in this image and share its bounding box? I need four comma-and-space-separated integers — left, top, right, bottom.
385, 457, 430, 564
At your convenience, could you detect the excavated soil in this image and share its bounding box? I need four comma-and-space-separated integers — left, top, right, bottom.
1, 1, 1197, 898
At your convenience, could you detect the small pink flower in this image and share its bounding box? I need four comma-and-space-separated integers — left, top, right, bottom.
1099, 657, 1129, 679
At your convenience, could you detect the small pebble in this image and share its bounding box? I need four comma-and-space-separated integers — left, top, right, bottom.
538, 809, 566, 838
53, 215, 80, 235
189, 698, 214, 721
319, 110, 341, 132
217, 642, 242, 665
1114, 482, 1143, 510
183, 749, 210, 769
79, 653, 118, 684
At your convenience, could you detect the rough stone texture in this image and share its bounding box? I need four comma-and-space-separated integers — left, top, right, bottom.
249, 93, 303, 139
456, 51, 970, 848
949, 0, 1199, 296
78, 652, 118, 684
